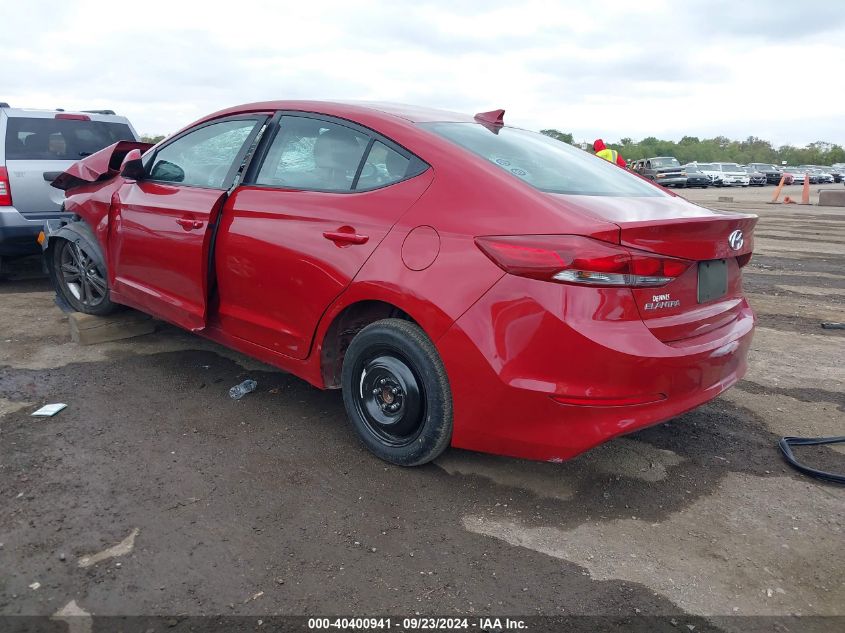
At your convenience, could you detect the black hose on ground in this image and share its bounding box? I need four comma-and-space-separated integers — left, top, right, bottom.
778, 436, 845, 484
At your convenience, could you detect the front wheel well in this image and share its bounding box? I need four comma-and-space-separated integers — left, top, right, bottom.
320, 300, 415, 389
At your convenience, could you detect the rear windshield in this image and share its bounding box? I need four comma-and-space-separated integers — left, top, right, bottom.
5, 117, 134, 160
421, 122, 664, 197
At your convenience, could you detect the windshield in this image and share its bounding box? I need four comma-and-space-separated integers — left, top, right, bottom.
5, 117, 134, 160
721, 163, 742, 171
421, 123, 665, 197
650, 157, 681, 168
684, 165, 700, 172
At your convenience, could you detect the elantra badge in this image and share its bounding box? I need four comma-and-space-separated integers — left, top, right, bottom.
728, 230, 744, 251
644, 293, 680, 311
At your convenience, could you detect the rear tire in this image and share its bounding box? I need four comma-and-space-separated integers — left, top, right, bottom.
341, 318, 452, 466
52, 237, 116, 316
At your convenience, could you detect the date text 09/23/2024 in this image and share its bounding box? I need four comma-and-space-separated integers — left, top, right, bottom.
307, 616, 527, 630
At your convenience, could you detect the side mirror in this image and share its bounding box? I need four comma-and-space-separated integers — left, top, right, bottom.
149, 160, 185, 183
120, 149, 145, 180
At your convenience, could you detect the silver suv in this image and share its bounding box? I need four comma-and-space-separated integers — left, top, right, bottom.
0, 103, 138, 262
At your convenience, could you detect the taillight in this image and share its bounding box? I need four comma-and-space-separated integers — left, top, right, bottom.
55, 113, 90, 121
475, 235, 691, 288
0, 167, 12, 206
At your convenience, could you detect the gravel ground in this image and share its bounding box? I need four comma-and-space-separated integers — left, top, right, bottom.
0, 186, 842, 631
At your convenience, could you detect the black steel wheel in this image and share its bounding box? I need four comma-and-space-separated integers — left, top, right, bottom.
53, 236, 116, 315
342, 318, 452, 466
354, 353, 426, 447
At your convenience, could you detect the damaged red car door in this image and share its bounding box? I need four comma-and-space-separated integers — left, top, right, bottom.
109, 116, 266, 330
213, 114, 432, 359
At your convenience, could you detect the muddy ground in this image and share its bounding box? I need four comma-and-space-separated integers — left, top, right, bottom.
1, 184, 842, 631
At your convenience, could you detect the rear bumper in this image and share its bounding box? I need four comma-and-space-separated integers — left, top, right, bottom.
0, 206, 71, 256
438, 275, 755, 462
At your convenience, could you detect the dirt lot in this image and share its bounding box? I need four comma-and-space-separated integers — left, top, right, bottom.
1, 183, 843, 631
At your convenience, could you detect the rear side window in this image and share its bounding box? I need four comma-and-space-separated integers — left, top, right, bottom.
256, 116, 369, 192
355, 141, 411, 190
5, 117, 134, 160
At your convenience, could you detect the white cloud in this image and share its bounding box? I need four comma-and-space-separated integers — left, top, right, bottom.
2, 0, 844, 146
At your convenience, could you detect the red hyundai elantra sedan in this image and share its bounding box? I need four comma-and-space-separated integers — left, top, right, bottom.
44, 101, 756, 466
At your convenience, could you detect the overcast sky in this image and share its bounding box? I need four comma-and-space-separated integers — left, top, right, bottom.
3, 0, 844, 146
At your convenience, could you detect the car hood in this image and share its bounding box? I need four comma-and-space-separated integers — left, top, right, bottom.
51, 140, 153, 191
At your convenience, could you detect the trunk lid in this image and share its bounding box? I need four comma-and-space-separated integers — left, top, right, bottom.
548, 193, 757, 342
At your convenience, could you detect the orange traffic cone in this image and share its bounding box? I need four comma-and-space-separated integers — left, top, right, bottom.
769, 173, 787, 204
800, 172, 811, 205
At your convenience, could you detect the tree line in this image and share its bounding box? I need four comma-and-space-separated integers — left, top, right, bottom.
539, 130, 845, 166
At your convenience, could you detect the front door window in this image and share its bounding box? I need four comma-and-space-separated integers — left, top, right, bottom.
149, 119, 259, 189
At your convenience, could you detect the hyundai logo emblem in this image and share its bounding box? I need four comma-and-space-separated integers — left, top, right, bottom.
728, 229, 744, 251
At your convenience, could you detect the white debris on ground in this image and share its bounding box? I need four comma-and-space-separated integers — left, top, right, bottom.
77, 528, 139, 568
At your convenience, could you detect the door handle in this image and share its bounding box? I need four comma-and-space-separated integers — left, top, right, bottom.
323, 231, 369, 245
176, 218, 204, 230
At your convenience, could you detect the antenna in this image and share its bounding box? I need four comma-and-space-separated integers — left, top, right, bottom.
474, 109, 505, 127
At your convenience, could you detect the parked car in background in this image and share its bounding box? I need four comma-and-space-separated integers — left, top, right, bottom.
826, 166, 843, 183
742, 166, 767, 186
42, 100, 757, 466
711, 163, 751, 187
634, 156, 687, 187
688, 163, 723, 186
817, 169, 835, 184
0, 103, 138, 264
681, 163, 710, 188
747, 162, 783, 184
801, 166, 834, 184
783, 167, 807, 184
801, 169, 821, 184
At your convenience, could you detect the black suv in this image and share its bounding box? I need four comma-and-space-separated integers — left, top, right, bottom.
747, 163, 783, 184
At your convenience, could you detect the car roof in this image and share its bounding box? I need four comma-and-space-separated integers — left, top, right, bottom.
192, 100, 477, 127
0, 106, 130, 123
